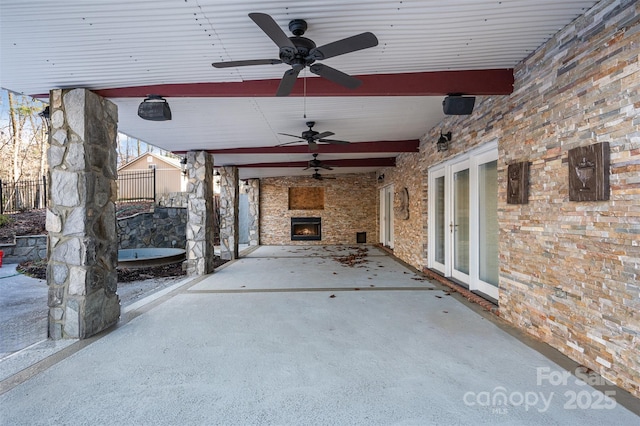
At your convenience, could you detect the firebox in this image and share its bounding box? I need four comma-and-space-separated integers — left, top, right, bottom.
291, 217, 321, 241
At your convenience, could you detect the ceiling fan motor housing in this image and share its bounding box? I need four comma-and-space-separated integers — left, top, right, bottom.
302, 130, 319, 140
288, 19, 307, 36
280, 36, 316, 67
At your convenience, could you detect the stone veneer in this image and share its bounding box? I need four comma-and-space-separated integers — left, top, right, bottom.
261, 173, 377, 245
220, 166, 239, 259
246, 179, 260, 246
46, 88, 120, 339
117, 207, 187, 249
385, 0, 640, 397
183, 151, 216, 275
377, 152, 424, 269
0, 235, 48, 264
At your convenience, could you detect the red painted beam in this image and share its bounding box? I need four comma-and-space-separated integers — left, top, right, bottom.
92, 69, 513, 98
238, 157, 396, 168
174, 140, 419, 155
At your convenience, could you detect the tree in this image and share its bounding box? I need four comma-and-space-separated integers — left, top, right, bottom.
1, 92, 47, 183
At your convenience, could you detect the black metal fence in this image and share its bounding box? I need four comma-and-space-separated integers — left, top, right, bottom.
0, 177, 47, 214
117, 168, 156, 203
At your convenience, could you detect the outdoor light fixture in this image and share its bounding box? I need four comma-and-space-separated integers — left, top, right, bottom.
180, 157, 188, 176
377, 174, 385, 183
437, 131, 451, 152
38, 106, 51, 132
137, 95, 172, 121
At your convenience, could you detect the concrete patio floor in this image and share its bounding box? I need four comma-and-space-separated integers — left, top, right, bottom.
0, 245, 638, 425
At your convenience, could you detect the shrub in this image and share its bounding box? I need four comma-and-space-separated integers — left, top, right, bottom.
0, 214, 12, 228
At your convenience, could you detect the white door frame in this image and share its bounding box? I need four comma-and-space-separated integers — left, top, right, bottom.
379, 184, 394, 248
428, 141, 499, 300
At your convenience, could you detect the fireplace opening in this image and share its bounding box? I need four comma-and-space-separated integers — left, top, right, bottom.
291, 217, 321, 241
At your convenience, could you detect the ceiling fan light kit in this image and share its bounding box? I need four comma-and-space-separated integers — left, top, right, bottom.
212, 13, 378, 97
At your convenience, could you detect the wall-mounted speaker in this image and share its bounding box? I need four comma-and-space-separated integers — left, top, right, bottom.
442, 95, 476, 115
138, 95, 172, 121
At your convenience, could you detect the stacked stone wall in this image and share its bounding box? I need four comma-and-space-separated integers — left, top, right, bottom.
261, 173, 377, 245
387, 0, 640, 397
377, 152, 424, 270
497, 0, 640, 397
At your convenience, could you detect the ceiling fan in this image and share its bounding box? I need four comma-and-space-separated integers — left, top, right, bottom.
304, 153, 333, 170
212, 13, 378, 96
311, 168, 336, 181
277, 121, 350, 151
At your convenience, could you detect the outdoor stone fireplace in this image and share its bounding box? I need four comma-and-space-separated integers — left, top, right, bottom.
291, 217, 321, 241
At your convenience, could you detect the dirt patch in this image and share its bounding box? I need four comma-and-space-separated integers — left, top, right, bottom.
18, 257, 228, 282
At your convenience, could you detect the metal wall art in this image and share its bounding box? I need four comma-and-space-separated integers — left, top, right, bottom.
507, 161, 529, 204
568, 142, 610, 202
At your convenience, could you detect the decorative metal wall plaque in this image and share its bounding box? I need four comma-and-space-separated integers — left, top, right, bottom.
568, 142, 609, 201
507, 161, 529, 204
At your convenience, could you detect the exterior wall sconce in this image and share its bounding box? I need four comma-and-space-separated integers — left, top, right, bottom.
38, 106, 51, 133
180, 157, 187, 176
377, 174, 385, 183
437, 131, 451, 152
138, 95, 172, 121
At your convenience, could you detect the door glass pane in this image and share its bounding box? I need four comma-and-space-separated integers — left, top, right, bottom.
479, 160, 499, 286
454, 169, 469, 274
434, 176, 445, 264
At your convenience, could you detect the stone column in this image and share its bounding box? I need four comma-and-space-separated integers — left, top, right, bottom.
46, 89, 120, 340
246, 178, 260, 247
184, 151, 216, 275
220, 166, 239, 260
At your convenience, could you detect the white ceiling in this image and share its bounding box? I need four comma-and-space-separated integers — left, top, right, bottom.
0, 0, 599, 179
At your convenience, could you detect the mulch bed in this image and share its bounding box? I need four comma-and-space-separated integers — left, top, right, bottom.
0, 202, 155, 244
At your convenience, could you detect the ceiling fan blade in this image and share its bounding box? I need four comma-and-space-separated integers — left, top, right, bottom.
276, 68, 301, 97
309, 64, 362, 89
309, 32, 378, 61
308, 140, 319, 150
212, 59, 282, 68
278, 133, 305, 140
249, 13, 296, 50
318, 164, 333, 170
276, 140, 306, 147
318, 138, 350, 145
312, 131, 335, 140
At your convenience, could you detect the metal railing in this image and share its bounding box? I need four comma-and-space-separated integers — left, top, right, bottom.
0, 176, 47, 214
117, 168, 156, 203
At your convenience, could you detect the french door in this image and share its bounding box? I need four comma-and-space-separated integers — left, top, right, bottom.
428, 143, 499, 300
